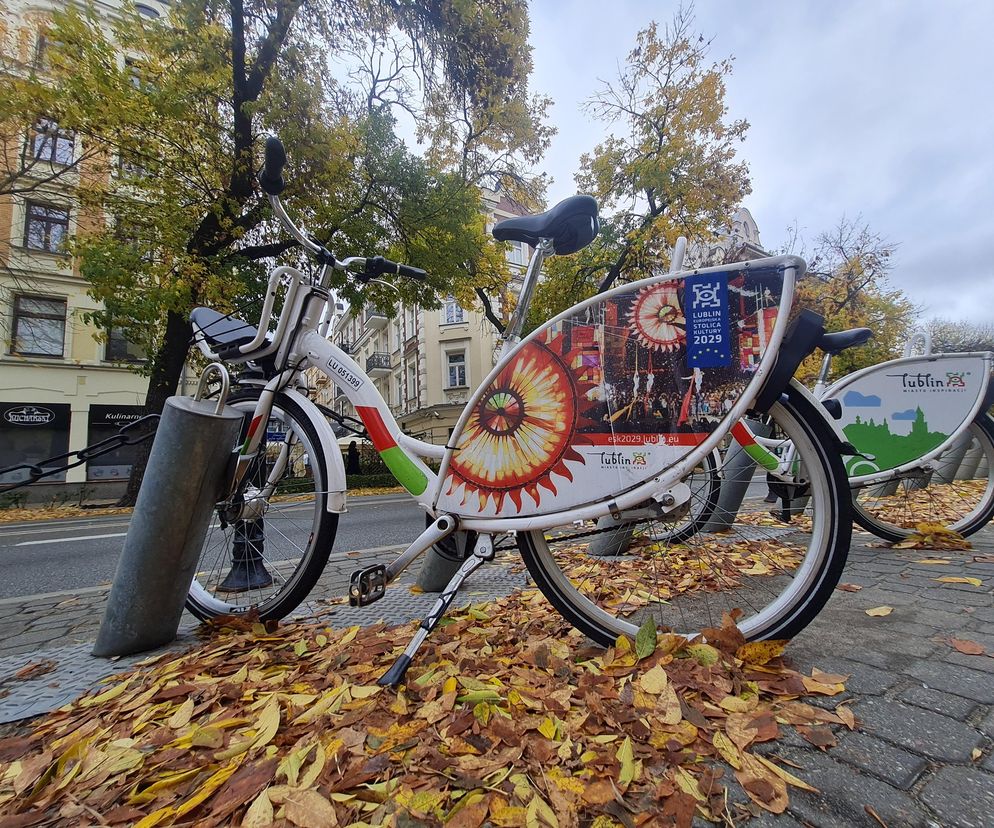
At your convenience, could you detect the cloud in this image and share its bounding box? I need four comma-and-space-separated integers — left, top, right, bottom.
843, 390, 881, 407
891, 408, 918, 421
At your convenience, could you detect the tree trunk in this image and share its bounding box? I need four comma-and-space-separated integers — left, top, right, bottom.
118, 309, 194, 505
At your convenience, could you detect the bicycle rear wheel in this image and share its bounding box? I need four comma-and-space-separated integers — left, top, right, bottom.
185, 390, 338, 621
517, 386, 851, 645
851, 414, 994, 542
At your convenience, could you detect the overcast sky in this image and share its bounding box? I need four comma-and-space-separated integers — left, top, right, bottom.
527, 0, 994, 323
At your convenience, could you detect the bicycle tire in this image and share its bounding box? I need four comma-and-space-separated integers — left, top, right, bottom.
517, 385, 852, 645
851, 413, 994, 542
185, 390, 339, 621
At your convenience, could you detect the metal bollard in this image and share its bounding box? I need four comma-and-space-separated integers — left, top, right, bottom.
934, 433, 971, 484
703, 420, 773, 532
955, 438, 984, 481
93, 366, 242, 657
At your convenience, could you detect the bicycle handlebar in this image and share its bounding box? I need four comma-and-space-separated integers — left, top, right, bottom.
258, 136, 287, 196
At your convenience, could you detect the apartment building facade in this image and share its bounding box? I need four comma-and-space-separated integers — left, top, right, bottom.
0, 0, 169, 497
319, 189, 531, 445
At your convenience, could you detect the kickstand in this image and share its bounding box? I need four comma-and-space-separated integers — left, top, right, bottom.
378, 534, 494, 687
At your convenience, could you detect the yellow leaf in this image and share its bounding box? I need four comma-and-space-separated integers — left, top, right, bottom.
442, 676, 458, 694
865, 606, 894, 617
915, 559, 950, 565
167, 697, 195, 730
242, 789, 274, 828
190, 726, 224, 749
686, 643, 720, 666
538, 717, 558, 741
935, 576, 983, 587
174, 762, 240, 817
338, 625, 360, 645
350, 684, 382, 700
674, 767, 705, 801
128, 767, 202, 804
133, 806, 175, 828
80, 678, 132, 708
736, 640, 787, 665
971, 748, 982, 762
616, 736, 635, 787
252, 697, 281, 749
638, 664, 669, 695
294, 686, 348, 725
712, 731, 741, 769
300, 742, 326, 789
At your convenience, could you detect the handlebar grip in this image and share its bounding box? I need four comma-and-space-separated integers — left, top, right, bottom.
258, 135, 287, 196
397, 262, 428, 280
363, 256, 428, 282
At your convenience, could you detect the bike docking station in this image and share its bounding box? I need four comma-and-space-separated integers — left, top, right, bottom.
93, 365, 242, 658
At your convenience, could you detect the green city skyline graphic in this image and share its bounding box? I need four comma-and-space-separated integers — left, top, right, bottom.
843, 406, 949, 474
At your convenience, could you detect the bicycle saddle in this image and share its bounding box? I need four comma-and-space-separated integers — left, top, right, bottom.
492, 194, 599, 255
819, 327, 873, 355
191, 307, 264, 350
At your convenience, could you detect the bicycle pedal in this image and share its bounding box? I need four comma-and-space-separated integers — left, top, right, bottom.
349, 564, 387, 607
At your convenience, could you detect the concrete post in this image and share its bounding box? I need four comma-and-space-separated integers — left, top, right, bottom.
703, 419, 773, 532
934, 433, 971, 484
955, 437, 984, 481
93, 395, 241, 657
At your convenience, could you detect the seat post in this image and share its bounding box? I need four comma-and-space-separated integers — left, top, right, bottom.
813, 352, 833, 398
498, 237, 553, 359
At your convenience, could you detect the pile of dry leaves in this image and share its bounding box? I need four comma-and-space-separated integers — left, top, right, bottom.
0, 589, 852, 827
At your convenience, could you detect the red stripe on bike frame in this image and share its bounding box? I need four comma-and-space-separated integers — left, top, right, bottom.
246, 414, 265, 439
356, 406, 396, 452
730, 421, 755, 446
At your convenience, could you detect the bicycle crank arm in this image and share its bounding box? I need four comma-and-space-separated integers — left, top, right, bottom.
379, 535, 494, 687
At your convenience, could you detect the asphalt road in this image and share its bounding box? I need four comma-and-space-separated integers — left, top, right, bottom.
0, 494, 426, 599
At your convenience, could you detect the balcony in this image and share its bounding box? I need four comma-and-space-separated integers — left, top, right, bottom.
364, 309, 388, 330
366, 351, 392, 377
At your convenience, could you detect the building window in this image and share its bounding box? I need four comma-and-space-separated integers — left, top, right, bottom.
30, 118, 74, 165
0, 402, 71, 484
106, 327, 145, 362
11, 295, 66, 357
446, 350, 467, 388
506, 240, 529, 266
443, 295, 464, 325
24, 201, 69, 252
135, 3, 160, 19
406, 362, 417, 401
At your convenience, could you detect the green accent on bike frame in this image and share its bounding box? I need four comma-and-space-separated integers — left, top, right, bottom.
743, 442, 780, 471
731, 421, 780, 471
380, 445, 428, 495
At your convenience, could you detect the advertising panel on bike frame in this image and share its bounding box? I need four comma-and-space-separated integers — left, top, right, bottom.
436, 264, 792, 518
821, 352, 994, 480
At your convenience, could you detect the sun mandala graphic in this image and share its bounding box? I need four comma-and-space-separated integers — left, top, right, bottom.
630, 281, 686, 351
446, 340, 586, 513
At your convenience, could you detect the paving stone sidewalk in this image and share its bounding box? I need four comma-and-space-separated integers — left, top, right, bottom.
1, 529, 994, 826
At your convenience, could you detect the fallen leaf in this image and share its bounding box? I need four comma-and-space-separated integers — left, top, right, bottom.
835, 583, 862, 592
949, 638, 985, 655
865, 606, 894, 617
934, 576, 983, 587
914, 559, 950, 565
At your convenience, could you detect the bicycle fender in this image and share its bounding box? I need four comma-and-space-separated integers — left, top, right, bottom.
787, 379, 850, 449
280, 387, 348, 513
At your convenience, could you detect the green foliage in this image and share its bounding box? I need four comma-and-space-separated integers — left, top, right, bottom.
532, 6, 750, 322
3, 0, 546, 382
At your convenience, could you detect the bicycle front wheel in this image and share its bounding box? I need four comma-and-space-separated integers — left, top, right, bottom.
851, 414, 994, 542
517, 386, 851, 645
185, 390, 339, 621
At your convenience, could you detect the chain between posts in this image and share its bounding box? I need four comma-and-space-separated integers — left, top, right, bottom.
0, 414, 160, 494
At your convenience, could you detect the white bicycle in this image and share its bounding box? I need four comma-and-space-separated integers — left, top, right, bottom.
187, 136, 852, 684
